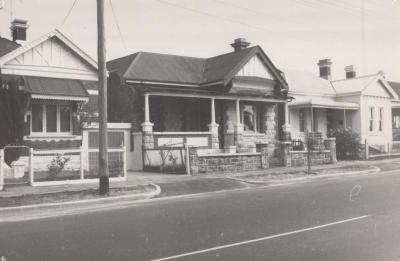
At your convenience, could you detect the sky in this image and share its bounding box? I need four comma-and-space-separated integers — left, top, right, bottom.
0, 0, 399, 81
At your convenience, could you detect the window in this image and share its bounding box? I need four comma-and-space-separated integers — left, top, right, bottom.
243, 104, 256, 131
31, 104, 43, 132
393, 115, 400, 129
379, 107, 383, 132
369, 107, 374, 132
241, 103, 264, 133
299, 108, 305, 132
31, 104, 72, 135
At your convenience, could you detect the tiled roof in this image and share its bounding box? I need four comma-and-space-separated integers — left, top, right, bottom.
283, 69, 336, 95
388, 81, 400, 98
331, 74, 378, 94
0, 37, 20, 57
107, 46, 261, 85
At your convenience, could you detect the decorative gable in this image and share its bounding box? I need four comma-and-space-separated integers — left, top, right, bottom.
236, 54, 274, 80
1, 34, 98, 81
364, 79, 397, 99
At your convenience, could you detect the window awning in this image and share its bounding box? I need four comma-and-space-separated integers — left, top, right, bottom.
289, 99, 359, 110
24, 76, 89, 102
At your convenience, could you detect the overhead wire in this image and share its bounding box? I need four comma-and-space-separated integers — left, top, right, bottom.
59, 0, 78, 28
109, 0, 127, 50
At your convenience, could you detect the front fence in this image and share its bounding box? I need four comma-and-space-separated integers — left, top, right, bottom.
0, 146, 127, 188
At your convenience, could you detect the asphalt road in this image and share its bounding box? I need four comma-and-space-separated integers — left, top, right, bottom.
1, 169, 400, 261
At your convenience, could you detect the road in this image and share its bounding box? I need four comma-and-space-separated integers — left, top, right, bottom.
1, 169, 400, 260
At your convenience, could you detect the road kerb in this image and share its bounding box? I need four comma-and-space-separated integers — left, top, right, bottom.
228, 166, 381, 185
0, 183, 161, 213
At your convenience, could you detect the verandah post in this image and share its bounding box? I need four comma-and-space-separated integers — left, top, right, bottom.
29, 148, 34, 185
80, 146, 84, 180
0, 149, 4, 191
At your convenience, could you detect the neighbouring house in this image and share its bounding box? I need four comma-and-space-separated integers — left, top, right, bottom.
107, 38, 296, 173
286, 59, 398, 152
388, 81, 400, 141
0, 20, 99, 171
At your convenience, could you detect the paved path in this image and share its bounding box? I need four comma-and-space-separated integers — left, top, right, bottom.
1, 166, 400, 260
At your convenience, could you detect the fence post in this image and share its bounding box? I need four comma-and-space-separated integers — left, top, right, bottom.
122, 145, 127, 180
364, 139, 369, 160
185, 143, 191, 175
29, 148, 34, 185
80, 146, 84, 180
0, 149, 4, 191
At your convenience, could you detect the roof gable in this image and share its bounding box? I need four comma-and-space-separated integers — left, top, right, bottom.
0, 30, 98, 81
235, 54, 274, 80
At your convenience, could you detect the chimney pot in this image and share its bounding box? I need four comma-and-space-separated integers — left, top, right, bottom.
231, 38, 250, 52
10, 19, 29, 42
344, 65, 356, 79
317, 59, 332, 80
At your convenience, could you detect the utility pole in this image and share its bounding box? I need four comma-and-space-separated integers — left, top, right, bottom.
97, 0, 109, 195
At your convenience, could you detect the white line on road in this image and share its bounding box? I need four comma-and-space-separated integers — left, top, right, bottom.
151, 215, 370, 261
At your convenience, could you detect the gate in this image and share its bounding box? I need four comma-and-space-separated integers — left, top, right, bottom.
1, 146, 31, 188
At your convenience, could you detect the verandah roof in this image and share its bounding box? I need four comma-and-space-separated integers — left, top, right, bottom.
289, 99, 359, 110
23, 76, 89, 102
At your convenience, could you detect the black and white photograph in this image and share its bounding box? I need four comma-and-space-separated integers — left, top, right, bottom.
0, 0, 400, 260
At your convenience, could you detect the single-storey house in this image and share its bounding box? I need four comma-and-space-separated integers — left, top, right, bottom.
107, 38, 292, 171
286, 59, 398, 152
388, 81, 400, 141
0, 20, 99, 166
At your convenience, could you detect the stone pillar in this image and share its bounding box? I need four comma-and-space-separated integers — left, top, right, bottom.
282, 102, 291, 141
265, 104, 277, 156
234, 99, 244, 148
188, 147, 199, 174
280, 141, 292, 167
260, 144, 269, 169
324, 138, 337, 164
208, 98, 220, 149
142, 93, 154, 149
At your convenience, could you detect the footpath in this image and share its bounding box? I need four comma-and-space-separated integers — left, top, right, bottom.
0, 158, 398, 220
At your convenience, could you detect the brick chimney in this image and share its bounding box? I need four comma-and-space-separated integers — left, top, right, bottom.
317, 59, 332, 80
344, 65, 356, 79
231, 38, 250, 52
10, 19, 28, 42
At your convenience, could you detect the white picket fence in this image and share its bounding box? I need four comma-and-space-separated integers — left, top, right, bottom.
0, 146, 127, 189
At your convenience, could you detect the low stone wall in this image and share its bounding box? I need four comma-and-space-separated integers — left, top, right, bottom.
189, 145, 269, 175
289, 151, 332, 167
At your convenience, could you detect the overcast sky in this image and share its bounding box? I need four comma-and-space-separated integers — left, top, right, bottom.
0, 0, 399, 81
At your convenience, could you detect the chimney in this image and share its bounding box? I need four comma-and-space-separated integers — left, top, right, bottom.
10, 19, 29, 42
317, 59, 332, 80
344, 65, 357, 79
231, 38, 250, 52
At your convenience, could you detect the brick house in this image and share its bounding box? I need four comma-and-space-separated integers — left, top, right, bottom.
0, 20, 99, 152
107, 38, 292, 171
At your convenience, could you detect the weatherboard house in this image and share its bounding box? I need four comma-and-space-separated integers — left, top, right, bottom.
286, 60, 399, 153
107, 38, 337, 173
0, 20, 99, 169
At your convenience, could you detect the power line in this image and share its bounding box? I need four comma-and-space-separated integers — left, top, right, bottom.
108, 0, 127, 50
59, 0, 78, 28
154, 0, 315, 45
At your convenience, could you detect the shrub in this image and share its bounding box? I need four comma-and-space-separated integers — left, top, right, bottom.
47, 154, 70, 178
328, 128, 362, 160
109, 161, 123, 177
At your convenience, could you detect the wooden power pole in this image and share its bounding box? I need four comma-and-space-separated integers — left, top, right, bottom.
97, 0, 109, 194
